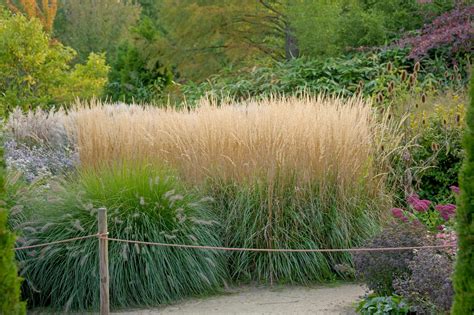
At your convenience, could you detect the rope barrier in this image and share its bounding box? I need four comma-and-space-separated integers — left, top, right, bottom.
105, 236, 456, 253
14, 233, 107, 251
14, 233, 456, 253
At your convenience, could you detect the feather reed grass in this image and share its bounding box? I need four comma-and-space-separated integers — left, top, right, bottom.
58, 96, 402, 282
12, 95, 403, 285
66, 96, 396, 191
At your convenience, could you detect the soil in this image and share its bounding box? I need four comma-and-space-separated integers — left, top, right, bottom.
113, 283, 365, 315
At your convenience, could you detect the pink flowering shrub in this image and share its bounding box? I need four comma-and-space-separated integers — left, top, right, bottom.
390, 186, 459, 231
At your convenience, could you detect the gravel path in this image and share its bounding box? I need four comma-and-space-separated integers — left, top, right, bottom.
114, 283, 365, 315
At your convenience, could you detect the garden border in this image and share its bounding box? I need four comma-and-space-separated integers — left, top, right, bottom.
13, 208, 456, 315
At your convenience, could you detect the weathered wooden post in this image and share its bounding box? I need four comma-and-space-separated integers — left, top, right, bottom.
98, 208, 109, 315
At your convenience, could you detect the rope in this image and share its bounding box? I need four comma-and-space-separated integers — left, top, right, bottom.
14, 233, 107, 251
13, 233, 456, 253
105, 237, 456, 253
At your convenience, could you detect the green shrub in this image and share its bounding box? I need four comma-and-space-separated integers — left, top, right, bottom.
16, 164, 225, 311
407, 102, 466, 203
176, 48, 469, 107
0, 209, 25, 315
107, 38, 172, 104
0, 134, 25, 314
452, 74, 474, 314
0, 9, 109, 111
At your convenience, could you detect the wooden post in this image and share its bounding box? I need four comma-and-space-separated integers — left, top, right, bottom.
98, 208, 109, 315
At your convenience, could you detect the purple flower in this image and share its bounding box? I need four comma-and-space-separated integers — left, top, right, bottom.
413, 199, 431, 212
407, 194, 420, 206
435, 204, 457, 220
450, 185, 460, 195
391, 208, 404, 219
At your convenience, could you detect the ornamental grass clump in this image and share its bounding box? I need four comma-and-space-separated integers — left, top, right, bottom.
58, 96, 400, 283
15, 164, 224, 311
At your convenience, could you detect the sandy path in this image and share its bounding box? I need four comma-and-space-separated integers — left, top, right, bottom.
114, 283, 364, 315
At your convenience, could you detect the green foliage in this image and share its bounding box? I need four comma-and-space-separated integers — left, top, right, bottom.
210, 177, 383, 283
356, 294, 410, 315
178, 48, 469, 106
14, 164, 225, 310
452, 75, 474, 314
0, 130, 25, 314
54, 0, 141, 62
406, 103, 466, 202
0, 209, 26, 315
106, 24, 172, 104
0, 10, 109, 111
288, 0, 456, 58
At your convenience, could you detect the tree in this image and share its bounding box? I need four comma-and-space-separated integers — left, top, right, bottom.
452, 74, 474, 314
0, 10, 109, 111
151, 0, 293, 80
54, 0, 141, 62
5, 0, 57, 32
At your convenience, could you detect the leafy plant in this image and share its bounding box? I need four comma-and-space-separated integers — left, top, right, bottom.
353, 223, 433, 295
0, 9, 109, 111
176, 48, 469, 107
15, 164, 225, 310
393, 249, 454, 314
356, 294, 410, 315
390, 188, 458, 231
408, 102, 465, 202
397, 4, 474, 60
107, 36, 172, 104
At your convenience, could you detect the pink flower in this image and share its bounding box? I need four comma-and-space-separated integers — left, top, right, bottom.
437, 225, 444, 231
450, 185, 460, 195
412, 199, 431, 212
407, 194, 420, 206
391, 208, 404, 219
435, 204, 456, 220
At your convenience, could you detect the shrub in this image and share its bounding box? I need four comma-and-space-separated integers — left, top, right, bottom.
0, 209, 26, 315
393, 250, 454, 314
452, 72, 474, 314
16, 164, 225, 310
390, 188, 458, 231
406, 100, 466, 203
0, 131, 25, 314
0, 10, 109, 111
397, 5, 474, 59
175, 48, 469, 107
353, 223, 433, 295
106, 38, 172, 104
4, 108, 77, 181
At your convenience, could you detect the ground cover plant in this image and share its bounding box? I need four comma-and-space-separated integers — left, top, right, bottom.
12, 163, 225, 311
